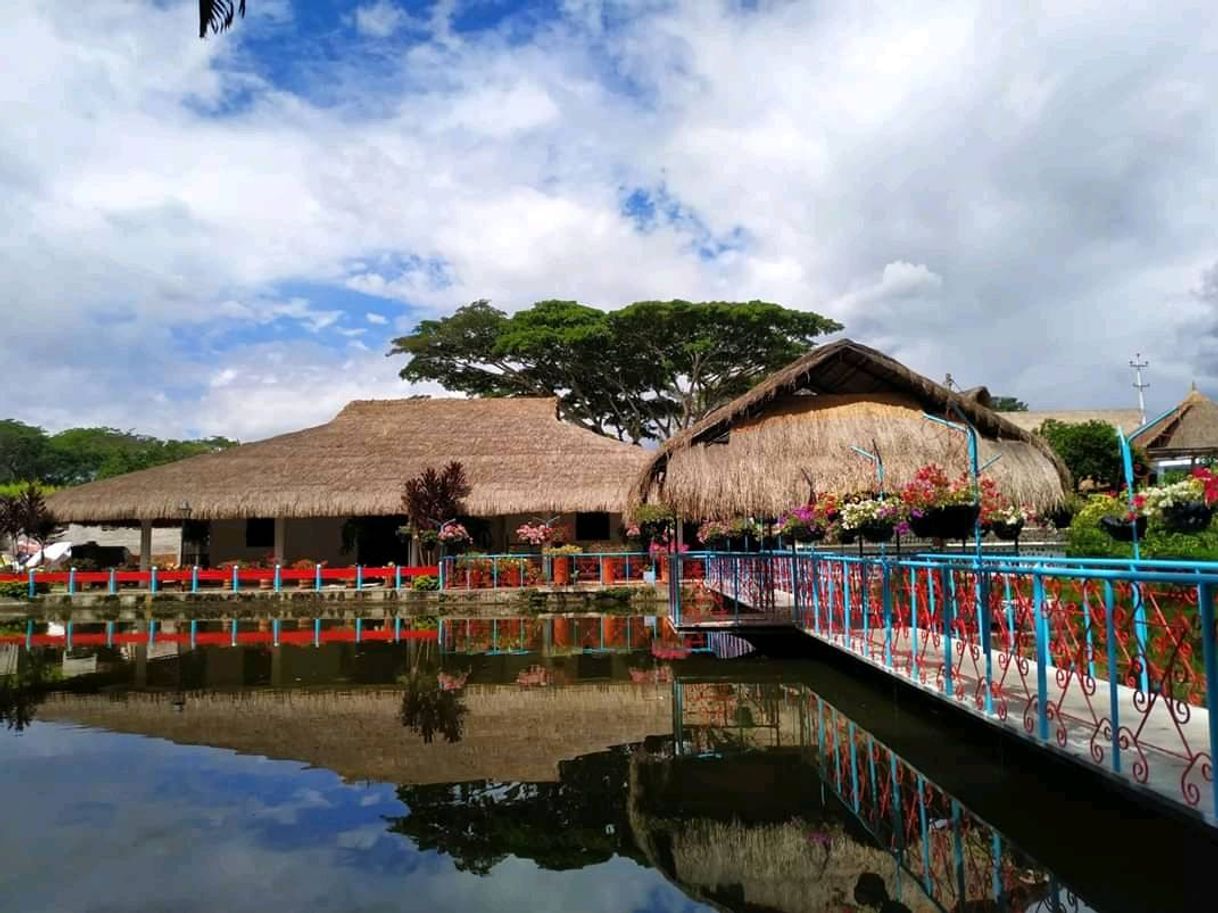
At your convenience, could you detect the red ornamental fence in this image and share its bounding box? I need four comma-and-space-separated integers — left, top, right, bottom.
678, 551, 1218, 823
0, 564, 438, 596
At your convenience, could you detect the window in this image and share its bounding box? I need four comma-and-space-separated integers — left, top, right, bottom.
245, 518, 275, 548
574, 512, 610, 541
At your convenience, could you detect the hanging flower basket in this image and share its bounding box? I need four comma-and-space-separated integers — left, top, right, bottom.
1160, 501, 1214, 534
908, 503, 979, 540
795, 525, 826, 543
858, 520, 895, 543
836, 526, 858, 545
1100, 515, 1147, 542
990, 519, 1023, 541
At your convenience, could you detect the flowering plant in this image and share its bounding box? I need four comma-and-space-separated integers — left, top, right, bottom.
777, 505, 824, 540
516, 522, 555, 546
438, 522, 471, 544
900, 465, 978, 514
729, 517, 761, 538
697, 520, 732, 544
988, 503, 1033, 526
649, 538, 689, 557
1141, 478, 1205, 519
839, 498, 907, 531
543, 543, 583, 556
624, 523, 642, 540
1193, 467, 1218, 504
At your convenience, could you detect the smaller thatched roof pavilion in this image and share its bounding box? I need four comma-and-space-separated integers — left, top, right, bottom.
1131, 386, 1218, 463
631, 340, 1070, 519
48, 397, 648, 524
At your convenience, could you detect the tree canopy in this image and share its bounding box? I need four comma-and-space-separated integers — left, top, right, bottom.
0, 421, 237, 488
389, 299, 842, 441
200, 0, 245, 38
989, 396, 1029, 412
1037, 419, 1127, 487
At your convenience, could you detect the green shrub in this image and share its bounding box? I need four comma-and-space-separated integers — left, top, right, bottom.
412, 575, 439, 592
0, 581, 28, 600
1066, 494, 1218, 561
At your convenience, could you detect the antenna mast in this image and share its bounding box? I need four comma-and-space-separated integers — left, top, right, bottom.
1129, 353, 1149, 426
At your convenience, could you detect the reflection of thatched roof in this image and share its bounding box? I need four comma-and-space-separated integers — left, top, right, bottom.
40, 683, 671, 784
1003, 409, 1144, 436
48, 398, 648, 522
1131, 387, 1218, 459
632, 340, 1070, 517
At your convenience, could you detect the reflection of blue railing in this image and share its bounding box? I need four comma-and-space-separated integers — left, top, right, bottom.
672, 550, 1218, 824
671, 680, 1085, 913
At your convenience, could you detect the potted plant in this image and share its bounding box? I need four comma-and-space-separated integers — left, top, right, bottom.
777, 505, 825, 544
631, 505, 676, 548
696, 520, 732, 549
291, 558, 320, 588
840, 498, 907, 544
544, 544, 583, 586
987, 504, 1032, 542
1100, 494, 1148, 542
899, 465, 981, 540
728, 517, 761, 552
438, 521, 472, 556
1143, 470, 1218, 534
516, 521, 555, 553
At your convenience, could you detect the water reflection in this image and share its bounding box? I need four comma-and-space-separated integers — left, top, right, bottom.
1, 617, 1214, 912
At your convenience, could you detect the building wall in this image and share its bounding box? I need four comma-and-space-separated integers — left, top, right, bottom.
208, 517, 348, 566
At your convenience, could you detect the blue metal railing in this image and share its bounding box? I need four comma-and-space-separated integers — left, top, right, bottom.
672, 549, 1218, 823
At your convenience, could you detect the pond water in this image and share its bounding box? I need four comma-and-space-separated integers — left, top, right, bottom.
1, 616, 1215, 913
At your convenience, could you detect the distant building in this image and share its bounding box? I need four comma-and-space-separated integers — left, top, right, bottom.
1130, 386, 1218, 466
47, 398, 648, 567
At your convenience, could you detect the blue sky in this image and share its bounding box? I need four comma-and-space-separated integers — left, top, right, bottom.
4, 1, 1218, 440
0, 721, 709, 913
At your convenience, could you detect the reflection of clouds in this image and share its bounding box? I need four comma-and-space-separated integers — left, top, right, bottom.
0, 723, 710, 913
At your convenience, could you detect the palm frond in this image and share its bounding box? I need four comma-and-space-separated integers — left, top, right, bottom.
199, 0, 246, 39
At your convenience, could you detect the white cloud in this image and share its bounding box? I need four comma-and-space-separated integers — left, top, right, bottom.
365, 312, 389, 325
353, 1, 411, 39
5, 0, 1218, 439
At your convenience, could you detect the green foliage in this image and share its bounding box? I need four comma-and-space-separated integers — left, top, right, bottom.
412, 575, 440, 592
0, 420, 236, 488
390, 298, 841, 441
0, 581, 29, 600
1067, 494, 1218, 561
989, 396, 1029, 412
1037, 419, 1125, 488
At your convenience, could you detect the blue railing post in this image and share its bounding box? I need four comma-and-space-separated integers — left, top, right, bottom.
977, 564, 994, 716
150, 566, 158, 594
942, 568, 955, 698
843, 564, 853, 645
191, 565, 199, 594
232, 564, 239, 592
881, 558, 893, 668
272, 618, 280, 646
395, 564, 402, 591
355, 565, 363, 591
909, 567, 920, 681
27, 569, 34, 600
355, 617, 362, 643
66, 620, 73, 650
1197, 581, 1218, 816
148, 618, 157, 645
190, 618, 197, 650
274, 564, 281, 593
313, 617, 321, 647
68, 567, 76, 595
105, 620, 114, 648
1081, 581, 1097, 680
230, 617, 238, 646
1132, 581, 1150, 694
315, 562, 322, 592
860, 561, 871, 650
1032, 573, 1050, 741
811, 554, 822, 633
108, 568, 117, 595
24, 618, 32, 650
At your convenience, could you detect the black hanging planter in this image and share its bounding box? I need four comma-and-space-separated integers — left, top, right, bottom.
1048, 506, 1075, 530
908, 504, 980, 540
1100, 515, 1147, 542
859, 521, 896, 544
837, 527, 858, 545
991, 520, 1024, 542
1161, 502, 1214, 534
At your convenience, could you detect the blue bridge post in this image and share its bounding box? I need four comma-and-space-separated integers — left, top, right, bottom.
1032, 573, 1050, 741
1197, 581, 1218, 816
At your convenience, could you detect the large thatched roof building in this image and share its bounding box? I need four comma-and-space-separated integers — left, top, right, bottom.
632, 340, 1070, 519
49, 398, 648, 566
1130, 386, 1218, 464
1003, 408, 1144, 436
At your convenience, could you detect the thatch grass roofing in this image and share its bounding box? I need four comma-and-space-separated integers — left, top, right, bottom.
1131, 387, 1218, 459
48, 397, 649, 523
1003, 409, 1144, 435
632, 339, 1070, 517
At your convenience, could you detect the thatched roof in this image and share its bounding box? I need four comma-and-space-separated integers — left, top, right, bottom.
39, 682, 671, 784
1004, 409, 1144, 435
48, 397, 649, 522
632, 340, 1070, 517
1131, 386, 1218, 459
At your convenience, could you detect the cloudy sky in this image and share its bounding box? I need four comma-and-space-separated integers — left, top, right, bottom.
5, 0, 1218, 441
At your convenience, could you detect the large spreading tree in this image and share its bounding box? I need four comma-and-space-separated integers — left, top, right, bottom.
389, 299, 841, 441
